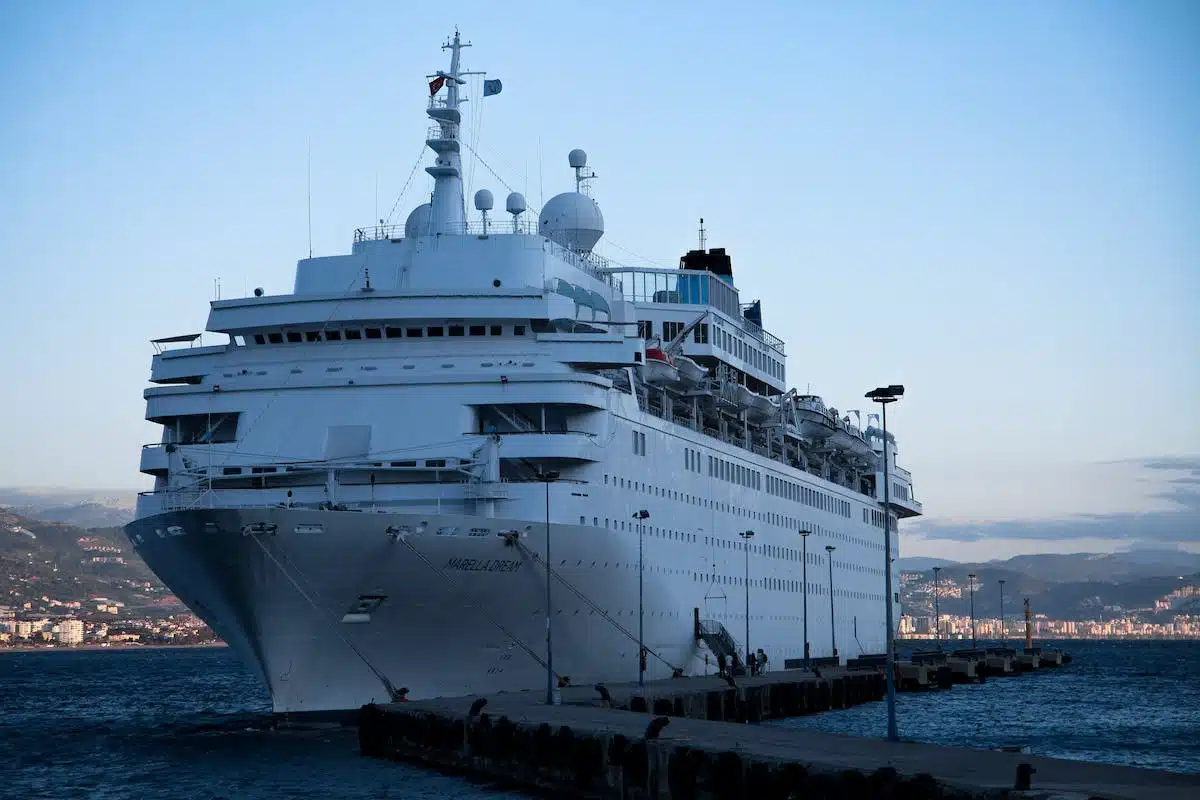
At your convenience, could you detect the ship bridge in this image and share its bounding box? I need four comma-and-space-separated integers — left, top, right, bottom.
604, 262, 787, 396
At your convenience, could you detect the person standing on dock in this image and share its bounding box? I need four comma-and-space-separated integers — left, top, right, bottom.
757, 649, 769, 674
747, 651, 758, 677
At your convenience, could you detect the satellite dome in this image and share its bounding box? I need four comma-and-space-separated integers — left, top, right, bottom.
506, 192, 527, 215
404, 203, 432, 238
538, 192, 604, 253
568, 148, 588, 169
474, 189, 494, 211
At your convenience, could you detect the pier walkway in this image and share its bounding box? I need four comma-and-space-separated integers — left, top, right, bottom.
360, 667, 1200, 799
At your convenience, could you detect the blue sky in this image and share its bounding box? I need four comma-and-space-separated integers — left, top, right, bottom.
1, 1, 1196, 559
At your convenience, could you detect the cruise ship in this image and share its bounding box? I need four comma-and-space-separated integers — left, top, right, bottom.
126, 32, 923, 714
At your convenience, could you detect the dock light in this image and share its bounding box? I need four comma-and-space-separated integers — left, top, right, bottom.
800, 529, 811, 667
739, 530, 755, 670
633, 509, 650, 687
866, 383, 904, 742
825, 545, 837, 660
536, 470, 560, 704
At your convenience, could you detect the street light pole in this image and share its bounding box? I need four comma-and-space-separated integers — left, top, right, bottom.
932, 565, 942, 648
739, 530, 755, 669
998, 579, 1007, 649
866, 384, 904, 742
633, 509, 650, 687
537, 470, 560, 705
825, 544, 837, 659
800, 529, 811, 668
968, 572, 977, 648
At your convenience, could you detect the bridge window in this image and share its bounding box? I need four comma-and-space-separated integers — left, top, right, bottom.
267, 332, 283, 344
286, 331, 302, 343
470, 325, 486, 336
305, 331, 322, 342
326, 330, 342, 340
406, 328, 422, 338
386, 327, 403, 338
449, 325, 465, 336
345, 329, 363, 340
365, 327, 382, 339
490, 325, 502, 335
427, 327, 444, 337
514, 325, 526, 336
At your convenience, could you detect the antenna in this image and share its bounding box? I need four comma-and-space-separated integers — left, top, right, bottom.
699, 217, 706, 250
306, 139, 313, 258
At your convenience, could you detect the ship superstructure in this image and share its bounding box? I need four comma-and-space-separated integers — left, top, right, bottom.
127, 32, 922, 714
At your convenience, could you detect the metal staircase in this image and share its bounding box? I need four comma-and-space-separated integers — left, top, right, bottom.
696, 619, 746, 676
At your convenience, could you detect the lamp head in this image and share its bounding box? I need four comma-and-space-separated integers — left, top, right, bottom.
825, 544, 835, 553
739, 530, 755, 539
632, 509, 650, 520
799, 529, 811, 537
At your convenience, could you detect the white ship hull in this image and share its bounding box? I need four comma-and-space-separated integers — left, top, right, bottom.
127, 479, 895, 713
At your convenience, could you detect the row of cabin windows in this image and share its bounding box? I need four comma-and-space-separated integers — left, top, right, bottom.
602, 470, 887, 556
891, 482, 911, 501
709, 453, 762, 490
864, 508, 887, 529
252, 324, 526, 346
639, 320, 783, 382
766, 473, 853, 519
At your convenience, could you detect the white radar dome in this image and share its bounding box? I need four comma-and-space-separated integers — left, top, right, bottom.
538, 192, 604, 253
404, 203, 432, 238
474, 189, 494, 211
506, 192, 527, 215
568, 148, 588, 168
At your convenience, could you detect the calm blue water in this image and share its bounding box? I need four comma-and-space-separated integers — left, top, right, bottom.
0, 647, 520, 800
1, 641, 1197, 799
775, 640, 1200, 774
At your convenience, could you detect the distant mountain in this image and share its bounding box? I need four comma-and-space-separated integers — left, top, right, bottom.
898, 552, 1200, 621
0, 487, 137, 529
0, 508, 178, 614
13, 502, 134, 528
897, 557, 958, 571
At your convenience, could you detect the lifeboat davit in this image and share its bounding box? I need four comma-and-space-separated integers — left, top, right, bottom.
642, 346, 680, 386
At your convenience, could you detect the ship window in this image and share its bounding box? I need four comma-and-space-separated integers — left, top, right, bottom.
253, 334, 265, 345
470, 325, 486, 336
514, 325, 525, 336
428, 327, 444, 337
365, 327, 382, 339
406, 328, 423, 338
286, 331, 302, 343
222, 467, 242, 475
449, 325, 465, 336
267, 332, 283, 344
345, 329, 363, 340
490, 325, 502, 335
386, 327, 403, 338
326, 330, 342, 341
305, 331, 321, 342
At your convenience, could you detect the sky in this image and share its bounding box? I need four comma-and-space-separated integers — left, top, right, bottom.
1, 1, 1196, 560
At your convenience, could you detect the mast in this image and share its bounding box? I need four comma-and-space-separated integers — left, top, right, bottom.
425, 30, 470, 234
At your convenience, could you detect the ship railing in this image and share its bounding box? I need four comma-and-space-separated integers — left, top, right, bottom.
354, 224, 406, 243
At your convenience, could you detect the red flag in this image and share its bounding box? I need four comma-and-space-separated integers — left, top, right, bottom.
429, 75, 446, 96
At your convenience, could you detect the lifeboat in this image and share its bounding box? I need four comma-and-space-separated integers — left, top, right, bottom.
792, 395, 837, 440
745, 390, 778, 423
641, 346, 680, 386
830, 417, 876, 460
675, 355, 708, 388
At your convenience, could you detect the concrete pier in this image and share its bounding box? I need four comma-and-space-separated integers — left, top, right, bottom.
359, 673, 1200, 799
